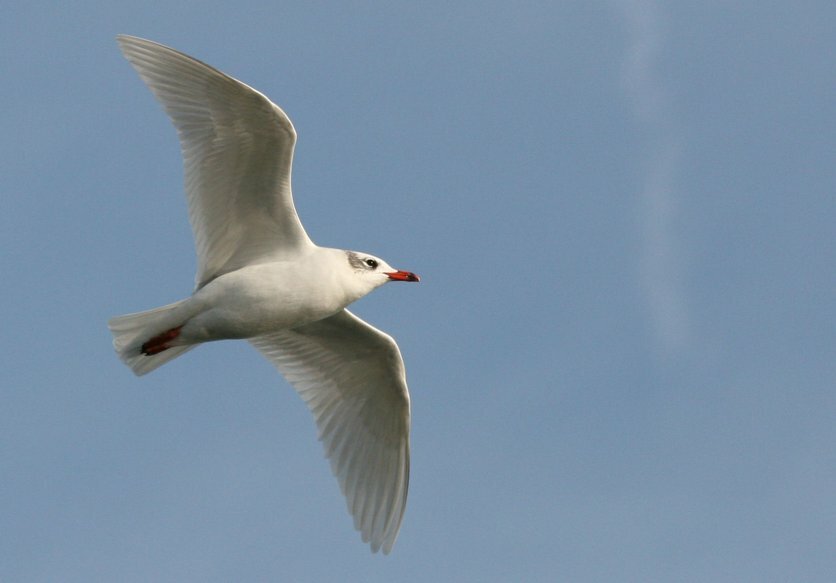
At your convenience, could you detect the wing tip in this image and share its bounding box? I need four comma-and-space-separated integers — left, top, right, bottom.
115, 34, 146, 52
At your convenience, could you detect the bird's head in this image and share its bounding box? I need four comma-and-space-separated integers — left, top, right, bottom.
345, 250, 420, 295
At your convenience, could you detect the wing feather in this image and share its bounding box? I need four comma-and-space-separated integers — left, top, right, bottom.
249, 310, 411, 554
117, 35, 314, 288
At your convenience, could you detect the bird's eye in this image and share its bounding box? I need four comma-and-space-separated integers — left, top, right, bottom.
364, 258, 378, 269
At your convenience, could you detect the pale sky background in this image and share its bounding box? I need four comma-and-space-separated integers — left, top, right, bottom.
2, 2, 835, 581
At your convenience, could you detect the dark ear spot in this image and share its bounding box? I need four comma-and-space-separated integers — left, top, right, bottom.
346, 251, 365, 270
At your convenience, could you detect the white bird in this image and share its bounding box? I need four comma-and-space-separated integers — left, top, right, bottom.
108, 35, 419, 554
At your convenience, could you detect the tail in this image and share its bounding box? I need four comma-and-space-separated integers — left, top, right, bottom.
108, 299, 196, 376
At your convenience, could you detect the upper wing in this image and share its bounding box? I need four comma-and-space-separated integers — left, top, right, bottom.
249, 310, 411, 554
117, 36, 314, 288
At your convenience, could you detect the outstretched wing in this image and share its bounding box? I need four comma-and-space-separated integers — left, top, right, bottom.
249, 309, 411, 554
117, 35, 314, 288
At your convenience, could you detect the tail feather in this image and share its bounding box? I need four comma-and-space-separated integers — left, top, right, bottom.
109, 299, 196, 376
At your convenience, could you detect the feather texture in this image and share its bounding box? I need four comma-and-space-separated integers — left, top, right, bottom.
250, 310, 410, 554
117, 35, 313, 288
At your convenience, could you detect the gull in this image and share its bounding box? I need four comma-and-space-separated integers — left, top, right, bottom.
108, 35, 419, 554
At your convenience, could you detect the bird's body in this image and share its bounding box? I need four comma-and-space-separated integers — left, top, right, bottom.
109, 35, 418, 554
189, 253, 352, 338
143, 249, 377, 346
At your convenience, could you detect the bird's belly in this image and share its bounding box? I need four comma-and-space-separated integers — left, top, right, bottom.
181, 266, 346, 342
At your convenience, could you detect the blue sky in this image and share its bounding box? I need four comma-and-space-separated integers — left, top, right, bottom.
2, 1, 835, 581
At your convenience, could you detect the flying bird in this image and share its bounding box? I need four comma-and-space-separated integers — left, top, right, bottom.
108, 35, 419, 554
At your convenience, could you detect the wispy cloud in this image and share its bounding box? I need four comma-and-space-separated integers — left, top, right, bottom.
614, 0, 690, 355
